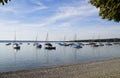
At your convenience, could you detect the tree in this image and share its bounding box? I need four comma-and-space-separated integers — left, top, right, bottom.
0, 0, 11, 5
90, 0, 120, 22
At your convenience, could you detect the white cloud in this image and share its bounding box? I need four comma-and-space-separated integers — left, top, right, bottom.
27, 0, 48, 13
0, 0, 48, 14
0, 19, 47, 33
58, 22, 72, 28
0, 0, 98, 29
34, 1, 98, 28
59, 4, 98, 18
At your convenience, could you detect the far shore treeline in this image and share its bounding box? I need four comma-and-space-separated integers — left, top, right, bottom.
70, 38, 120, 42
0, 38, 120, 42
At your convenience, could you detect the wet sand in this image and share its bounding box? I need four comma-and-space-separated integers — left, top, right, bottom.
0, 58, 120, 78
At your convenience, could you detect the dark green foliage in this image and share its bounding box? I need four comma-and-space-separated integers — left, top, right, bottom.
90, 0, 120, 22
0, 0, 11, 5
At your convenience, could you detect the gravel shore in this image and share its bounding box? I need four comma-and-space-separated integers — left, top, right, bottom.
0, 58, 120, 78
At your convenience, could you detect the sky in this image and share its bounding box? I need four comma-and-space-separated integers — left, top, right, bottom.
0, 0, 120, 41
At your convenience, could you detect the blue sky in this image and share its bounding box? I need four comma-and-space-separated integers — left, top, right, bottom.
0, 0, 120, 41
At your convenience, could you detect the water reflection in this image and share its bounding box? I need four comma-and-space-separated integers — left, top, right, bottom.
14, 48, 20, 51
13, 48, 20, 65
73, 48, 77, 62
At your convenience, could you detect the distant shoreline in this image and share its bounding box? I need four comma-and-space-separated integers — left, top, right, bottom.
70, 38, 120, 42
0, 57, 120, 78
0, 38, 120, 42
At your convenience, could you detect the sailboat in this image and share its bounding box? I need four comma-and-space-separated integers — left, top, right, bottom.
35, 34, 42, 48
6, 43, 11, 46
72, 34, 83, 48
13, 44, 20, 49
105, 39, 112, 46
91, 43, 99, 47
44, 32, 56, 50
99, 42, 104, 46
67, 34, 76, 46
27, 43, 30, 45
58, 36, 69, 46
13, 32, 20, 49
98, 35, 104, 46
88, 36, 96, 46
113, 38, 119, 45
88, 36, 99, 47
44, 32, 52, 46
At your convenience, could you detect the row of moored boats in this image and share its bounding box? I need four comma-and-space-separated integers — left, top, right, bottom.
58, 42, 120, 48
5, 42, 120, 50
6, 42, 56, 50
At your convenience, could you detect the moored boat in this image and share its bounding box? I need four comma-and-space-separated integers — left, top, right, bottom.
105, 42, 112, 46
91, 43, 99, 47
74, 45, 82, 48
99, 43, 104, 46
45, 46, 56, 50
34, 34, 42, 48
6, 43, 11, 46
58, 42, 69, 46
44, 32, 56, 50
13, 44, 20, 49
45, 43, 52, 46
13, 32, 21, 50
36, 44, 42, 48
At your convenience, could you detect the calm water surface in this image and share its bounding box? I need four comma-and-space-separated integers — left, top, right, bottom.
0, 42, 120, 72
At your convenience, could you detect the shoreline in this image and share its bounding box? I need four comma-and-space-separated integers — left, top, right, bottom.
0, 57, 120, 78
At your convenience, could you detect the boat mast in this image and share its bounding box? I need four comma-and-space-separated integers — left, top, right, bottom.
14, 31, 16, 43
74, 33, 77, 42
64, 35, 66, 42
35, 33, 38, 43
45, 32, 48, 42
98, 34, 100, 43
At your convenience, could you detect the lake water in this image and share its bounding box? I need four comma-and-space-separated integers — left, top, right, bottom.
0, 42, 120, 72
